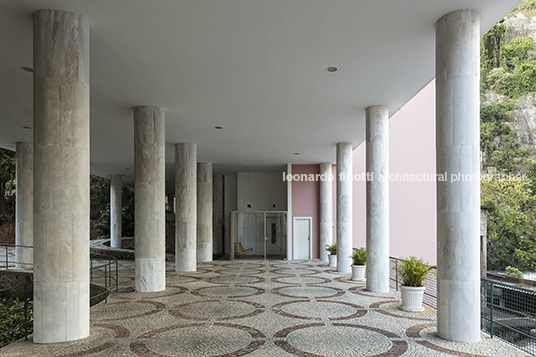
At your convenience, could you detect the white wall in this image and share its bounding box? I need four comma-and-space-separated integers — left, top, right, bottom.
237, 172, 287, 211
224, 174, 237, 254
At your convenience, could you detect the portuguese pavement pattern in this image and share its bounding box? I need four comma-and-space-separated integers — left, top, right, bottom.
0, 259, 530, 357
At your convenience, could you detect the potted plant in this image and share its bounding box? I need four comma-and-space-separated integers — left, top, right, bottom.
392, 256, 436, 312
325, 243, 337, 268
351, 247, 366, 281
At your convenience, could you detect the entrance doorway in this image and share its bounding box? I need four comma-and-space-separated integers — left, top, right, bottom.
230, 211, 287, 260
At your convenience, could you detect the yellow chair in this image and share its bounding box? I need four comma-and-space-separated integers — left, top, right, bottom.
235, 243, 253, 258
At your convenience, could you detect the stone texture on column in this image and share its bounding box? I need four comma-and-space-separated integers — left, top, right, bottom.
110, 174, 122, 248
365, 105, 390, 293
213, 174, 224, 255
336, 143, 352, 273
33, 10, 90, 343
319, 163, 332, 263
176, 143, 197, 272
134, 106, 165, 293
15, 142, 33, 269
436, 9, 480, 343
197, 162, 213, 262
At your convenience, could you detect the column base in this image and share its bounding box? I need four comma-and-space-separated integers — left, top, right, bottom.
437, 279, 480, 343
135, 257, 165, 292
33, 281, 89, 343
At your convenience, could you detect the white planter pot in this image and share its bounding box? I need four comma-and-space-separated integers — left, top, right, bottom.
328, 254, 337, 267
351, 265, 366, 281
399, 285, 425, 312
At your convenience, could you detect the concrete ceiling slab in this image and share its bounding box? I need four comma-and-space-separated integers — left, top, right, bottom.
0, 0, 522, 184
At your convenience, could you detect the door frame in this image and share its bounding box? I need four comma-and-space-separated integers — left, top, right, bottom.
293, 217, 313, 260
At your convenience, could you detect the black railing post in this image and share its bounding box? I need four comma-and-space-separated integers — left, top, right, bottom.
104, 265, 108, 303
395, 259, 399, 291
490, 282, 494, 339
115, 257, 118, 292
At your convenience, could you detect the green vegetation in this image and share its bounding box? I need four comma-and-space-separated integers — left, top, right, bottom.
505, 266, 524, 278
325, 243, 337, 255
479, 5, 536, 273
482, 178, 536, 271
351, 247, 366, 265
90, 175, 135, 239
392, 257, 436, 288
0, 148, 15, 224
509, 0, 536, 17
0, 298, 33, 348
482, 23, 536, 99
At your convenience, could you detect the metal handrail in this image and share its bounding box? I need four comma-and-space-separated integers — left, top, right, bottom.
481, 277, 536, 355
0, 243, 33, 269
388, 256, 438, 308
0, 253, 119, 346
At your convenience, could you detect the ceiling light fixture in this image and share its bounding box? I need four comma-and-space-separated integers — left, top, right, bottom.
21, 66, 33, 72
294, 153, 300, 155
215, 126, 223, 130
326, 66, 338, 72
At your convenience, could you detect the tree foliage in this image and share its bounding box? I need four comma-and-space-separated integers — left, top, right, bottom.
482, 178, 536, 271
0, 148, 16, 223
0, 298, 33, 348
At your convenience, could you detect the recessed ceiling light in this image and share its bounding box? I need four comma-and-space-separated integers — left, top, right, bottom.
23, 126, 31, 129
294, 153, 300, 155
326, 67, 338, 72
21, 67, 33, 72
215, 126, 223, 130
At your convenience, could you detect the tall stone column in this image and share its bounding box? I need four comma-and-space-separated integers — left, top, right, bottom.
33, 10, 90, 343
365, 105, 390, 293
15, 142, 33, 268
176, 143, 197, 271
110, 174, 122, 248
197, 162, 213, 262
213, 174, 224, 255
336, 143, 352, 273
436, 9, 480, 343
319, 162, 332, 263
134, 106, 165, 293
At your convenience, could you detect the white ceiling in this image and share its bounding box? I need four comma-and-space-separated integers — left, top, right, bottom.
0, 0, 522, 186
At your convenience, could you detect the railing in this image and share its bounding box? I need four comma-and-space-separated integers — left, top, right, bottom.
0, 253, 119, 346
388, 256, 438, 308
481, 278, 536, 355
90, 253, 119, 304
0, 244, 33, 269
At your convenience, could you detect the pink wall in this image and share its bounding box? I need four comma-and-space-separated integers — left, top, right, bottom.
352, 82, 437, 264
291, 165, 320, 258
291, 82, 437, 264
291, 164, 337, 259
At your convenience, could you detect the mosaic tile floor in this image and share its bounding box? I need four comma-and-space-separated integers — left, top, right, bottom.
0, 259, 530, 357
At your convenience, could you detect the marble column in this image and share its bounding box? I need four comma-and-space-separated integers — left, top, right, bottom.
110, 174, 122, 248
197, 162, 213, 262
134, 106, 165, 293
33, 10, 90, 343
336, 143, 352, 273
176, 143, 197, 271
213, 174, 224, 255
319, 162, 332, 263
15, 142, 33, 269
365, 105, 390, 293
436, 9, 481, 343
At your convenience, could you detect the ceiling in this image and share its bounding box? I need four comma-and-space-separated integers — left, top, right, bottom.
0, 0, 522, 186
